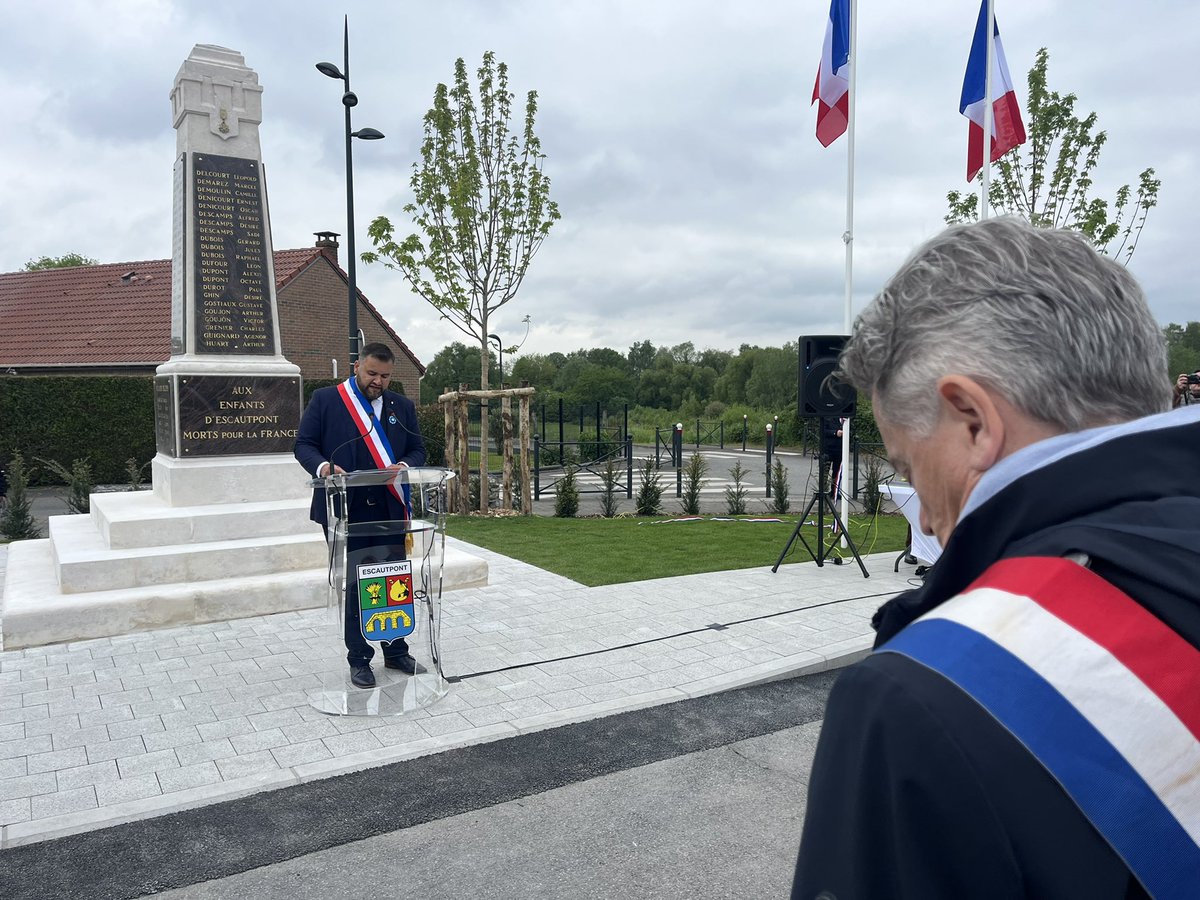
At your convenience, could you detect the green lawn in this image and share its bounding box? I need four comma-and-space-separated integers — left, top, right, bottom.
445, 513, 909, 586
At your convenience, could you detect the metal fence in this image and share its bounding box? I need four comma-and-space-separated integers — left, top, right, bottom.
533, 435, 634, 500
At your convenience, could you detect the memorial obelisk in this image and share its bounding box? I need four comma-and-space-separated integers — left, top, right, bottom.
154, 44, 303, 504
0, 46, 326, 649
0, 45, 487, 650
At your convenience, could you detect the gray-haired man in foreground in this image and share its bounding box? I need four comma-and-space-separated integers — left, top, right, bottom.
793, 217, 1200, 899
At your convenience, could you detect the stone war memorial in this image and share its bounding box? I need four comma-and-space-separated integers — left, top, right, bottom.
1, 45, 484, 650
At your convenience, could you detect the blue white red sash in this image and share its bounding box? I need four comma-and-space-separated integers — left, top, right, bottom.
336, 378, 409, 515
879, 557, 1200, 900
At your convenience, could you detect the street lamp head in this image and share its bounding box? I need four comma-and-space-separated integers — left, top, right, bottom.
342, 90, 359, 108
315, 61, 345, 80
352, 127, 385, 140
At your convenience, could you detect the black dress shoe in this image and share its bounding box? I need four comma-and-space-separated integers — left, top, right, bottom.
350, 665, 376, 688
384, 654, 417, 675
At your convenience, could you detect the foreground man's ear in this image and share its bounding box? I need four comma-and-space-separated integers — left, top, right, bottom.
936, 375, 1007, 474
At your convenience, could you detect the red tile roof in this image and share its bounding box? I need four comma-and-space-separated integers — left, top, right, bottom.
0, 249, 422, 372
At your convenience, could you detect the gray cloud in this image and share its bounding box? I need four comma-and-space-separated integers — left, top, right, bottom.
1, 0, 1196, 367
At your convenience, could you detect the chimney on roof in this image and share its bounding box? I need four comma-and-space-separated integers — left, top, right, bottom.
314, 231, 340, 263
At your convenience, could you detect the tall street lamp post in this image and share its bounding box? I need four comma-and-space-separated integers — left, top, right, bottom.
317, 16, 384, 369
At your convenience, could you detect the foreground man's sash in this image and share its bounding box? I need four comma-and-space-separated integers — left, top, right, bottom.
336, 378, 409, 513
879, 557, 1200, 900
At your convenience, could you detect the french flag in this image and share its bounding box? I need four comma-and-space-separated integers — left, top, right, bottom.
812, 0, 850, 147
960, 1, 1026, 181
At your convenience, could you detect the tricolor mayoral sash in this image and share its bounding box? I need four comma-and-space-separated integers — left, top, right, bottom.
336, 378, 409, 514
879, 557, 1200, 900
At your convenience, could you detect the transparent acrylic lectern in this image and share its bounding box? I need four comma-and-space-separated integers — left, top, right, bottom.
307, 466, 455, 716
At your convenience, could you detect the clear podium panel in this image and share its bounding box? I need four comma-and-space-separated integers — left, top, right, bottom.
306, 467, 455, 717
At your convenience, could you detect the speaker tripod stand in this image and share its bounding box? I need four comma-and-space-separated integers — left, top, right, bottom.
772, 441, 869, 577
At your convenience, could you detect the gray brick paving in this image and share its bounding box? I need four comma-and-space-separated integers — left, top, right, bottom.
0, 538, 915, 849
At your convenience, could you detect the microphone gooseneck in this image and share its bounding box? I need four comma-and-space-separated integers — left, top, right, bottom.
324, 414, 378, 476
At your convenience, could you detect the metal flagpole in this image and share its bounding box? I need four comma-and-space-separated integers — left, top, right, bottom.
980, 0, 995, 219
839, 0, 857, 539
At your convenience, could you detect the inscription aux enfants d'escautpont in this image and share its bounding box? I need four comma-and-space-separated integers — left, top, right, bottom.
175, 378, 301, 456
191, 154, 274, 355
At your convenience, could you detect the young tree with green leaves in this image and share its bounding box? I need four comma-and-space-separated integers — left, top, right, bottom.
365, 52, 560, 509
946, 48, 1160, 264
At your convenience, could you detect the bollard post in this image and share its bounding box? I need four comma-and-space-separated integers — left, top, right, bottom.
533, 436, 541, 500
626, 435, 634, 499
675, 423, 684, 497
742, 414, 748, 452
765, 423, 774, 499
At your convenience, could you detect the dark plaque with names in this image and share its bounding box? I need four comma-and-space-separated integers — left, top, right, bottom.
176, 375, 301, 457
154, 376, 178, 457
191, 153, 275, 355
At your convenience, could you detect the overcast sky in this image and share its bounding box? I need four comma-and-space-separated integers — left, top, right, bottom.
2, 0, 1196, 368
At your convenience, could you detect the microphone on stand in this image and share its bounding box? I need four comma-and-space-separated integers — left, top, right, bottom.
323, 416, 378, 478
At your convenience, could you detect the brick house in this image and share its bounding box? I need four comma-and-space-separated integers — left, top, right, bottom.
0, 233, 424, 396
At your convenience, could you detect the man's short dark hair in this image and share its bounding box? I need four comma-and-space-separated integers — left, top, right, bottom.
360, 342, 395, 364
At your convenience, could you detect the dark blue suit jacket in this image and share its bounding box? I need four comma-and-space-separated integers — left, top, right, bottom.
294, 385, 426, 529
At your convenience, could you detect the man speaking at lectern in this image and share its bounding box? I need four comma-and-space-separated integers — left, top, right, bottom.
295, 342, 426, 688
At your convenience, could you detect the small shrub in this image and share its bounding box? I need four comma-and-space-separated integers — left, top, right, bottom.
680, 452, 706, 515
125, 457, 151, 491
861, 455, 885, 516
554, 466, 580, 517
599, 458, 621, 517
724, 460, 749, 516
36, 456, 93, 514
769, 459, 791, 514
634, 458, 664, 516
1, 452, 41, 540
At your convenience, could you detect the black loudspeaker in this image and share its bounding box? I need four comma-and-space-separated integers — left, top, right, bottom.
798, 335, 856, 417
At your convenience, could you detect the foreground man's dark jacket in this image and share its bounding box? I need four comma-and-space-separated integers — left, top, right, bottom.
793, 408, 1200, 900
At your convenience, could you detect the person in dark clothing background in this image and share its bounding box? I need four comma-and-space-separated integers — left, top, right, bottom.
818, 415, 844, 500
792, 217, 1200, 900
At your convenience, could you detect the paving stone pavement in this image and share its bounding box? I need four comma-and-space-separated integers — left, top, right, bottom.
0, 538, 918, 850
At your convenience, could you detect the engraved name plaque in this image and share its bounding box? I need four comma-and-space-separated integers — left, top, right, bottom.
191, 153, 275, 355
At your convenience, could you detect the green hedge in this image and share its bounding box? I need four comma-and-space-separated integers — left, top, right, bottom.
0, 376, 155, 486
415, 404, 446, 467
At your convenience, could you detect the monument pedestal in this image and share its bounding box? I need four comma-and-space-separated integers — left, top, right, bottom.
0, 465, 487, 649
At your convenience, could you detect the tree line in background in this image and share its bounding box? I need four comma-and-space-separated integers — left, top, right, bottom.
423, 339, 799, 416
423, 320, 1200, 445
